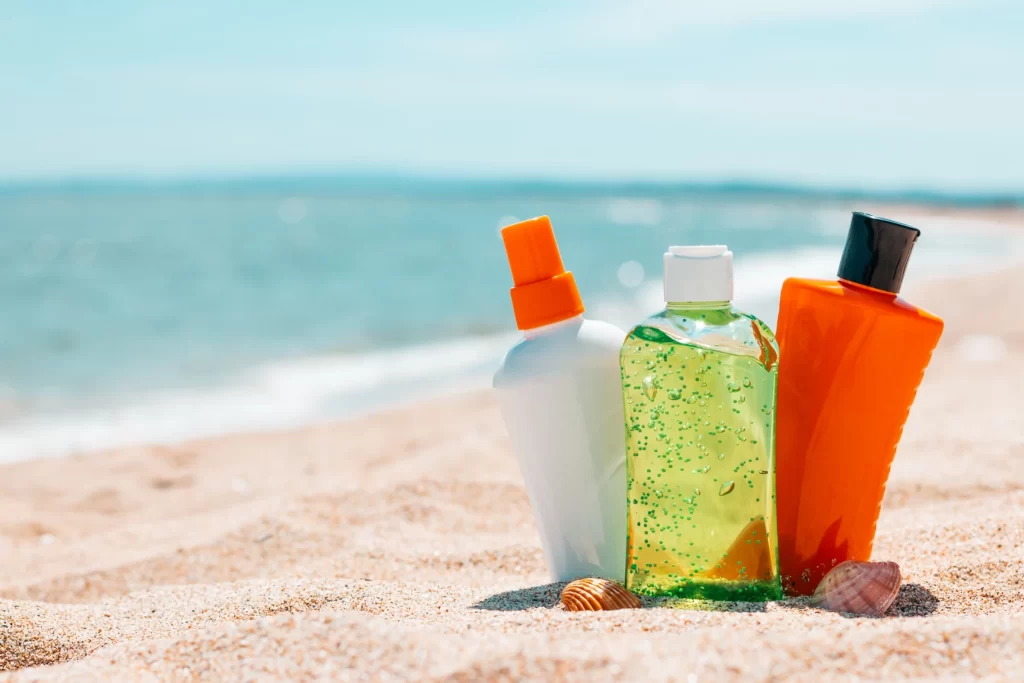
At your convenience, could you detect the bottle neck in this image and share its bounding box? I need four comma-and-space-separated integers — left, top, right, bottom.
839, 278, 898, 300
666, 300, 732, 311
523, 314, 584, 339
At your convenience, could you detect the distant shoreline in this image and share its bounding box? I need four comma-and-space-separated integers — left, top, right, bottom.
0, 173, 1020, 209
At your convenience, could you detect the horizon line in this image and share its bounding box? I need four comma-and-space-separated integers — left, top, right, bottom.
0, 171, 1020, 208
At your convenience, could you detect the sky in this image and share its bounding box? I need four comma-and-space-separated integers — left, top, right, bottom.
1, 0, 1022, 191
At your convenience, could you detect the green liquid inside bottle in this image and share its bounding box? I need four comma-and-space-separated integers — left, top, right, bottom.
621, 302, 782, 601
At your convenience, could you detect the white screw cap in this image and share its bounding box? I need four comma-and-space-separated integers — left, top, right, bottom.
663, 245, 734, 303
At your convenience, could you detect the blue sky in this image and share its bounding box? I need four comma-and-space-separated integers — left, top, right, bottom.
1, 1, 1022, 191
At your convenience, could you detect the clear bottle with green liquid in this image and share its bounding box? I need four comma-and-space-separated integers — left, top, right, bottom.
621, 246, 781, 600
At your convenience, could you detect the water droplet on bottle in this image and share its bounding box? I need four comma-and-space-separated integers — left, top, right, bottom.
743, 378, 752, 388
694, 465, 711, 474
727, 382, 740, 392
719, 481, 735, 496
668, 388, 682, 400
642, 376, 658, 401
717, 452, 726, 460
693, 488, 701, 496
645, 360, 655, 370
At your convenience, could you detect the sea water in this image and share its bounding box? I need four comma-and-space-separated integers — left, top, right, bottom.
0, 181, 1018, 459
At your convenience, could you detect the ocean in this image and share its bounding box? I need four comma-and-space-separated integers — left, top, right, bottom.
0, 181, 1020, 460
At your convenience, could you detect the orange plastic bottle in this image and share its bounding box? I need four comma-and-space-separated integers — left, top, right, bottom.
775, 212, 943, 595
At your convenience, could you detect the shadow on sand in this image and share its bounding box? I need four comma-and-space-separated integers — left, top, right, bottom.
473, 581, 939, 616
472, 583, 566, 611
887, 583, 941, 617
780, 582, 941, 618
474, 582, 769, 613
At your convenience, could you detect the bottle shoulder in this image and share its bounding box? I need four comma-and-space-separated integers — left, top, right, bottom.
493, 318, 625, 387
781, 278, 943, 327
578, 318, 630, 347
627, 305, 778, 365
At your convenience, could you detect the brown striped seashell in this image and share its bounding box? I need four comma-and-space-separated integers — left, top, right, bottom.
810, 560, 902, 617
561, 578, 642, 612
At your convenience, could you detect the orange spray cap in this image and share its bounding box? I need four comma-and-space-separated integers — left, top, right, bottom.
500, 216, 585, 330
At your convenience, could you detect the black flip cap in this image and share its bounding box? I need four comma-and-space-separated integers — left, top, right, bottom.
837, 212, 920, 294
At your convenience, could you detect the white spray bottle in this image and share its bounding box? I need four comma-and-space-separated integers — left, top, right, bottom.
493, 216, 627, 582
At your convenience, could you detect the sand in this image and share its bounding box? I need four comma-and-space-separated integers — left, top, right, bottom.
2, 209, 1023, 681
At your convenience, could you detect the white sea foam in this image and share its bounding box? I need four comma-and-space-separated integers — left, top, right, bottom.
1, 215, 1020, 462
0, 334, 516, 462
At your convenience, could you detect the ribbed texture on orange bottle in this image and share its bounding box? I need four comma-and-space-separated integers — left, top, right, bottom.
501, 216, 584, 330
774, 212, 943, 595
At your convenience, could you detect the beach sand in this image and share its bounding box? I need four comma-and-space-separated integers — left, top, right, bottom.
2, 209, 1023, 681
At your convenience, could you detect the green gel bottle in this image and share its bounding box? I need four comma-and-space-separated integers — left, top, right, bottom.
621, 246, 781, 601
